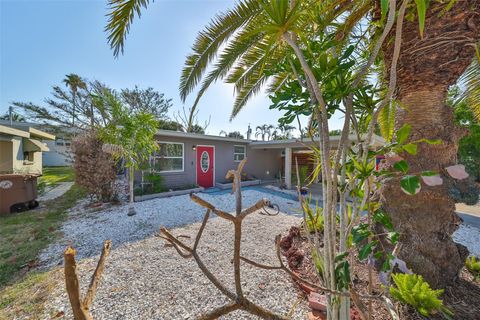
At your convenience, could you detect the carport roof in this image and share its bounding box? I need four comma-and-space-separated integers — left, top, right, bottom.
249, 134, 385, 149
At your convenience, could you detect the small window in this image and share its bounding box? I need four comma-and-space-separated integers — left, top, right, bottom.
234, 145, 246, 162
151, 142, 184, 172
200, 151, 210, 173
23, 151, 34, 162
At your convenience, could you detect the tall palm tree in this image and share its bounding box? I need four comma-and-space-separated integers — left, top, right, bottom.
255, 124, 275, 141
375, 0, 480, 288
63, 73, 87, 127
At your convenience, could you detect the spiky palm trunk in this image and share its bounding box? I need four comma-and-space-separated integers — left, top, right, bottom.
380, 0, 480, 288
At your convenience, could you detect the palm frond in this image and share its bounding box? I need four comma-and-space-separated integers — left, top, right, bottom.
105, 0, 151, 57
179, 0, 262, 102
186, 31, 263, 118
458, 55, 480, 121
231, 75, 268, 120
378, 100, 396, 141
225, 37, 279, 92
266, 72, 290, 94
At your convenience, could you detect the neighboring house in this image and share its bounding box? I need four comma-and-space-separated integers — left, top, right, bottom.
42, 136, 72, 166
140, 130, 385, 190
0, 124, 55, 175
0, 120, 73, 166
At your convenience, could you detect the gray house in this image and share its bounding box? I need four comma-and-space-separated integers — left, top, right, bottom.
144, 130, 282, 189
140, 130, 385, 190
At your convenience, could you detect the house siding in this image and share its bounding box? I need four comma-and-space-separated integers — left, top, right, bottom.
135, 134, 282, 189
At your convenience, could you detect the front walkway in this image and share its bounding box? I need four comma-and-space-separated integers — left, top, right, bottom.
38, 182, 74, 202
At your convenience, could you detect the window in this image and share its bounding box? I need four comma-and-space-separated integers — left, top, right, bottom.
234, 145, 246, 162
200, 151, 210, 173
152, 142, 184, 172
23, 151, 34, 162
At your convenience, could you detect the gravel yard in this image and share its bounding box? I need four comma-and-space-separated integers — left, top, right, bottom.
44, 211, 307, 319
37, 187, 480, 320
39, 188, 302, 268
453, 224, 480, 256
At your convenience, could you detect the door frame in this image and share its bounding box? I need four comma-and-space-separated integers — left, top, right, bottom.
195, 144, 215, 187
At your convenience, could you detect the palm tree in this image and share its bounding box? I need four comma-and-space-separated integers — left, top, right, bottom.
63, 73, 87, 127
277, 124, 295, 139
370, 1, 480, 289
255, 124, 274, 141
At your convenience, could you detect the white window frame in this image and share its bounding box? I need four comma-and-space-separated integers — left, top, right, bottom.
152, 141, 184, 173
233, 145, 246, 162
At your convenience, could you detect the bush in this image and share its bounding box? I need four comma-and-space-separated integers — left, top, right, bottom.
466, 256, 480, 280
390, 273, 452, 318
302, 198, 324, 233
135, 172, 166, 195
72, 130, 116, 202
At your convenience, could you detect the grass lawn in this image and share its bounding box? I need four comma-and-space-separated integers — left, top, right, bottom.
0, 184, 85, 288
0, 270, 61, 319
0, 181, 85, 319
37, 166, 75, 194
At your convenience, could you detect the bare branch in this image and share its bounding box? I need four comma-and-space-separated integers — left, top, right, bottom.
83, 240, 112, 308
64, 240, 112, 320
198, 303, 241, 320
190, 194, 235, 221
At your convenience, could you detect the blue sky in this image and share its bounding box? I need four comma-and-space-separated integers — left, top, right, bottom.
0, 0, 342, 135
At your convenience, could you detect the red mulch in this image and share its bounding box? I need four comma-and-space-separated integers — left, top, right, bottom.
280, 226, 480, 320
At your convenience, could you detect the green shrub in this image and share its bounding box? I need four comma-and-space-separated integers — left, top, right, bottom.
303, 199, 324, 233
390, 273, 452, 318
466, 256, 480, 280
139, 172, 166, 195
299, 165, 308, 185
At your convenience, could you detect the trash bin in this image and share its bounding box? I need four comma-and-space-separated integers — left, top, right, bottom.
0, 174, 39, 215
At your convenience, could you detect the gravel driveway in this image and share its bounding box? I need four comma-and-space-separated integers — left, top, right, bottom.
44, 211, 307, 319
39, 188, 303, 268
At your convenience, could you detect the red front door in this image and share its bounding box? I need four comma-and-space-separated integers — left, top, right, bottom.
196, 146, 214, 188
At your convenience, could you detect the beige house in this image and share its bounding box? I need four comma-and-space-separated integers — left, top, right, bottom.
0, 124, 55, 175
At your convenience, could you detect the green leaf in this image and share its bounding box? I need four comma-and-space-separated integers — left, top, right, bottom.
400, 175, 421, 195
380, 0, 389, 20
335, 252, 349, 263
402, 143, 417, 155
393, 160, 409, 173
352, 223, 371, 244
421, 170, 438, 177
396, 124, 411, 144
373, 210, 394, 230
416, 138, 442, 145
414, 0, 428, 38
387, 232, 400, 244
358, 241, 377, 260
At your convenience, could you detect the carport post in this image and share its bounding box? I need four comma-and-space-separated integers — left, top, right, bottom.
285, 147, 292, 189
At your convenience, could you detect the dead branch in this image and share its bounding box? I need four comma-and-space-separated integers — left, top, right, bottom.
83, 241, 112, 308
64, 240, 112, 320
64, 247, 91, 320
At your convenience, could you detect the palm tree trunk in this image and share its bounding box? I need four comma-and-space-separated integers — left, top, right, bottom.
379, 0, 480, 288
127, 167, 136, 216
380, 87, 469, 288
